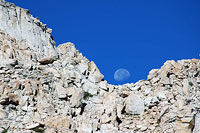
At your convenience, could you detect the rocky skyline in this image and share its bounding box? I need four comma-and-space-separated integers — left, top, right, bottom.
0, 0, 200, 132
7, 0, 200, 85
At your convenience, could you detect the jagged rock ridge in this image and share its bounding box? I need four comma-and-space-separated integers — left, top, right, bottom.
0, 0, 57, 60
0, 1, 200, 133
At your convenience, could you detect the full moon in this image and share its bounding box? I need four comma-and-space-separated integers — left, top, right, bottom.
114, 68, 130, 82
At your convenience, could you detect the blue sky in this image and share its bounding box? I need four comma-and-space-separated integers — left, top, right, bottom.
8, 0, 200, 85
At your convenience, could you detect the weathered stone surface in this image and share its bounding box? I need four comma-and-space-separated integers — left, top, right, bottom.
57, 42, 77, 58
77, 62, 88, 74
39, 57, 55, 65
103, 92, 117, 115
26, 123, 40, 130
55, 82, 67, 98
193, 113, 200, 133
44, 115, 72, 131
0, 1, 200, 133
0, 59, 18, 67
148, 69, 159, 80
69, 88, 83, 107
144, 96, 159, 107
78, 121, 93, 133
88, 61, 104, 83
0, 2, 58, 60
125, 94, 144, 115
0, 109, 7, 119
130, 85, 140, 91
8, 93, 19, 104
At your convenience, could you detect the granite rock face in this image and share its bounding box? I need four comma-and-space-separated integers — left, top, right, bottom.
0, 1, 200, 133
0, 0, 58, 60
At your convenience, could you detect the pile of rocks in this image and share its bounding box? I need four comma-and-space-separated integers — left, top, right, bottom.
0, 1, 200, 132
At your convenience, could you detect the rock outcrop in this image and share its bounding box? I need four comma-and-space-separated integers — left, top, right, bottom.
0, 1, 200, 133
0, 0, 58, 61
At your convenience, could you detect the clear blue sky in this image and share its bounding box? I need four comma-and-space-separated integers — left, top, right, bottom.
8, 0, 200, 85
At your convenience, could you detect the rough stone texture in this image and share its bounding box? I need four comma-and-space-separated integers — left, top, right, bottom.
0, 1, 58, 60
0, 1, 200, 133
125, 94, 144, 115
193, 113, 200, 133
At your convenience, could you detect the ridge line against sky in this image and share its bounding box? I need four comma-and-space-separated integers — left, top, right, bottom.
6, 0, 200, 84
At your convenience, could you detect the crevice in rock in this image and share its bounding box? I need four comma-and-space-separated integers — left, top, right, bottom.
59, 97, 68, 101
69, 124, 72, 129
116, 116, 122, 125
121, 106, 126, 114
80, 103, 87, 115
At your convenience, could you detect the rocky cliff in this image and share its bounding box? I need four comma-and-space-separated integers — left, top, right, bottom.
0, 1, 200, 133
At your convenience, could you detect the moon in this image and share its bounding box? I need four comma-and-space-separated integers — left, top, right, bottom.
114, 68, 130, 82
